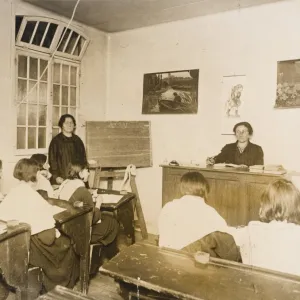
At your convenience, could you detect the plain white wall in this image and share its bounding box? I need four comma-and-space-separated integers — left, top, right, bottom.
0, 0, 108, 192
106, 0, 300, 233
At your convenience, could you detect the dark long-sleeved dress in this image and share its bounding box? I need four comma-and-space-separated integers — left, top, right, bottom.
48, 133, 87, 183
214, 142, 264, 166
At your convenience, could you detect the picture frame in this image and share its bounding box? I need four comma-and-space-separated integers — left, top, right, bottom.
275, 59, 300, 109
142, 69, 199, 114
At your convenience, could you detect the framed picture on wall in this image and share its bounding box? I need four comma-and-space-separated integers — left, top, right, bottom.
220, 75, 247, 134
142, 69, 199, 114
275, 59, 300, 108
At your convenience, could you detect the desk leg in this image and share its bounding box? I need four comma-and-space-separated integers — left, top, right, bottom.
80, 250, 90, 294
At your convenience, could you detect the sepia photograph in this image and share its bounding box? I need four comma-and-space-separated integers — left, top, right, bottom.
142, 69, 199, 114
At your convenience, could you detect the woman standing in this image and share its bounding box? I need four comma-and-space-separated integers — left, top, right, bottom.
48, 114, 87, 185
207, 121, 264, 167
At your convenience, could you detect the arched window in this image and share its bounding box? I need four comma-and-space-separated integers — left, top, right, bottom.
15, 16, 89, 153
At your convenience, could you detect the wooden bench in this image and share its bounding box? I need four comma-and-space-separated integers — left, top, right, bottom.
100, 242, 300, 300
37, 285, 98, 299
0, 223, 31, 300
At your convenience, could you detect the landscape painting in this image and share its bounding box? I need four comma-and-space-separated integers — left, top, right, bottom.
275, 59, 300, 108
142, 69, 199, 114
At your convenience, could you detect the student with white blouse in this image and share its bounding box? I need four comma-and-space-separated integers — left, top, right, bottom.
228, 179, 300, 276
158, 171, 228, 250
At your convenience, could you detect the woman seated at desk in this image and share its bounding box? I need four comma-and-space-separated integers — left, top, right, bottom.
228, 179, 300, 276
0, 158, 80, 291
55, 161, 119, 273
207, 121, 264, 167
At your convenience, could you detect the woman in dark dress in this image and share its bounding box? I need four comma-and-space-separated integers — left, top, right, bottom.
48, 114, 87, 185
207, 122, 264, 167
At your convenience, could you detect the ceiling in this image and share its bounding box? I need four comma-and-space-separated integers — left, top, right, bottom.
23, 0, 285, 33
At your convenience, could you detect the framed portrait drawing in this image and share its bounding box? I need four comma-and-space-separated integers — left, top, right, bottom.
220, 75, 247, 134
275, 59, 300, 108
142, 69, 199, 114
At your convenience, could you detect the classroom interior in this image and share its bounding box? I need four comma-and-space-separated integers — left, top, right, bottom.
1, 0, 300, 299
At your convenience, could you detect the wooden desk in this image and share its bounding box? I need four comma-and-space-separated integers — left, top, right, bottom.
161, 165, 285, 226
98, 189, 136, 246
100, 242, 300, 300
0, 223, 31, 300
54, 207, 93, 294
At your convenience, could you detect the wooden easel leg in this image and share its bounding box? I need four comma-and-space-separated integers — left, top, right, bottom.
130, 175, 148, 240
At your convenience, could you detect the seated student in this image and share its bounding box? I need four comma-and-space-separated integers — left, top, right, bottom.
55, 161, 119, 271
228, 179, 300, 276
30, 153, 54, 198
0, 158, 80, 292
158, 172, 228, 250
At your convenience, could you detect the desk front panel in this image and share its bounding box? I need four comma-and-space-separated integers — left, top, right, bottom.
162, 166, 280, 226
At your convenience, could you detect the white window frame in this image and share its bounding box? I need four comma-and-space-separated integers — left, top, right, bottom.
14, 16, 86, 155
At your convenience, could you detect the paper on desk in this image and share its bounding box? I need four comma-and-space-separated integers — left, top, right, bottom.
101, 194, 123, 204
213, 163, 241, 169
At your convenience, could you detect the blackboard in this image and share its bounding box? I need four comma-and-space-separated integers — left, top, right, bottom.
85, 121, 152, 168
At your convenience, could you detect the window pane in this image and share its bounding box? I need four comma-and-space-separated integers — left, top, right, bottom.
62, 65, 69, 85
17, 79, 27, 102
39, 105, 47, 126
39, 82, 47, 104
38, 127, 46, 148
18, 56, 27, 78
73, 36, 85, 56
17, 104, 26, 125
17, 127, 26, 149
32, 22, 47, 46
52, 127, 59, 138
40, 60, 48, 81
15, 16, 24, 40
53, 84, 60, 105
70, 107, 76, 117
28, 104, 37, 126
61, 106, 68, 115
53, 63, 60, 84
58, 28, 71, 52
52, 106, 60, 126
66, 32, 79, 54
28, 127, 36, 149
70, 66, 77, 85
42, 23, 58, 48
62, 86, 68, 105
28, 81, 38, 103
21, 21, 36, 43
29, 57, 38, 80
70, 87, 76, 106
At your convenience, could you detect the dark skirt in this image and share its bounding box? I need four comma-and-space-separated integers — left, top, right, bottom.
29, 229, 80, 291
91, 214, 119, 245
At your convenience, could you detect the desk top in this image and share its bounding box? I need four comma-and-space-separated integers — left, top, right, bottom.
100, 242, 300, 300
160, 164, 298, 177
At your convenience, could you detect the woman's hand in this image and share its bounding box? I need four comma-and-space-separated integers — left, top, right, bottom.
56, 177, 64, 184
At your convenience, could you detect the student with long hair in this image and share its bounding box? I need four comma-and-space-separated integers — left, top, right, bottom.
0, 158, 80, 291
55, 161, 119, 272
229, 179, 300, 275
